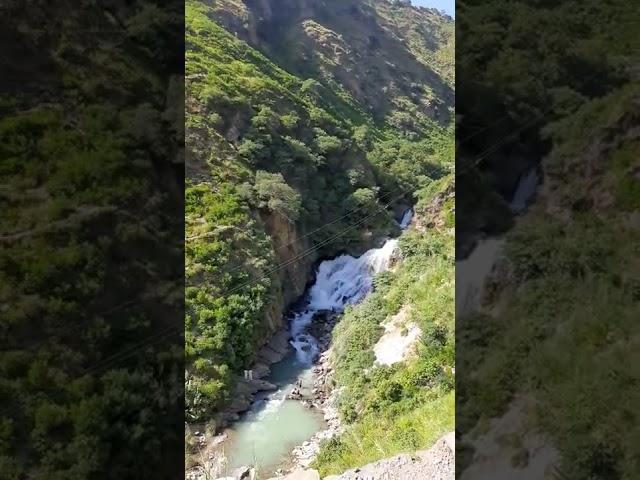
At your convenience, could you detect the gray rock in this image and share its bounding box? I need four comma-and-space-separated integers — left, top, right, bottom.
232, 465, 252, 479
267, 469, 320, 480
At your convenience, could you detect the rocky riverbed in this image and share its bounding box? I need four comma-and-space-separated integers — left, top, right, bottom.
186, 310, 344, 480
289, 311, 344, 471
188, 229, 405, 479
218, 329, 292, 427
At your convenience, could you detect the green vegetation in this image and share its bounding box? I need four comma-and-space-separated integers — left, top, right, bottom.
456, 0, 637, 254
215, 0, 454, 130
0, 2, 183, 478
185, 182, 275, 419
185, 0, 454, 426
317, 393, 453, 475
459, 209, 640, 478
314, 177, 455, 476
456, 1, 639, 475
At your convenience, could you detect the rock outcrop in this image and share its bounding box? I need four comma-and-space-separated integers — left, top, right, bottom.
260, 210, 315, 333
324, 432, 454, 480
268, 468, 320, 480
212, 0, 454, 126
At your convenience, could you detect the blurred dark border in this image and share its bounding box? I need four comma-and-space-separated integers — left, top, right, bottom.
456, 0, 638, 478
0, 1, 184, 478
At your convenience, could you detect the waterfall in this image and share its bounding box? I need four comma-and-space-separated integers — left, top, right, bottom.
399, 208, 413, 228
289, 211, 411, 363
289, 239, 399, 362
456, 238, 504, 315
510, 168, 539, 213
457, 167, 540, 315
221, 211, 413, 476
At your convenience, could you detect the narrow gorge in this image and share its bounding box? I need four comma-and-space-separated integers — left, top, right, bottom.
185, 0, 455, 478
209, 210, 412, 478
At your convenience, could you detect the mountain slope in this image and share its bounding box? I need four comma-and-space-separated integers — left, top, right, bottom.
456, 1, 639, 477
0, 2, 184, 478
312, 175, 455, 475
211, 0, 454, 131
184, 0, 454, 438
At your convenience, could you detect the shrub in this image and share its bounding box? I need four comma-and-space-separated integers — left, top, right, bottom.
254, 171, 302, 222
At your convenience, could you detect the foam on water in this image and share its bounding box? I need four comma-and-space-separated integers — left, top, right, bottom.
223, 210, 412, 476
290, 237, 399, 362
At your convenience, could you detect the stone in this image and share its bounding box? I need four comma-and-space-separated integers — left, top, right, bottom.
252, 362, 271, 379
232, 465, 252, 479
227, 398, 250, 414
267, 469, 320, 480
442, 431, 455, 452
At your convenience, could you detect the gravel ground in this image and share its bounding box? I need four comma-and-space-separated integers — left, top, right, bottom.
324, 432, 454, 480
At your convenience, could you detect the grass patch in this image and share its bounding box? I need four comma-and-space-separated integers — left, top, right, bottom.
314, 392, 454, 477
314, 179, 454, 475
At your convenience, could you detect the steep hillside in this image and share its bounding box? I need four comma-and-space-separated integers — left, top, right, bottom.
456, 1, 639, 477
459, 84, 640, 480
455, 0, 634, 257
313, 175, 455, 476
185, 0, 453, 428
0, 2, 184, 478
210, 0, 454, 131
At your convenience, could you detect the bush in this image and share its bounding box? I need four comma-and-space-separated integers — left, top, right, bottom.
315, 200, 454, 474
347, 188, 379, 216
315, 132, 343, 154
254, 170, 302, 222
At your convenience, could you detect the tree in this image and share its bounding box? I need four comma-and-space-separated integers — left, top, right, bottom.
254, 171, 302, 222
251, 106, 280, 132
347, 188, 379, 216
352, 125, 373, 150
315, 131, 343, 154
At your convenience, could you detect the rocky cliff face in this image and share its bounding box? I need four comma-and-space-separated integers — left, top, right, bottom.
260, 210, 314, 332
212, 0, 454, 129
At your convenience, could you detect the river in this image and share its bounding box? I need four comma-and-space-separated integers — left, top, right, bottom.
218, 210, 412, 477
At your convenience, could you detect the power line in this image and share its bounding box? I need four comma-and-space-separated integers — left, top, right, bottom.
455, 65, 614, 176
0, 186, 414, 421
216, 187, 414, 300
9, 84, 599, 390
195, 187, 408, 277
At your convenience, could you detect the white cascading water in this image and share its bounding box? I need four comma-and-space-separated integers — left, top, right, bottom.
289, 239, 399, 362
289, 209, 411, 363
399, 208, 413, 229
510, 168, 539, 213
457, 167, 540, 315
223, 210, 412, 476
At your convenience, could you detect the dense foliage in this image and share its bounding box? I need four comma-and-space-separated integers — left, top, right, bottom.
314, 176, 455, 475
459, 85, 640, 478
185, 0, 453, 425
456, 1, 639, 477
455, 0, 636, 255
0, 2, 183, 478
